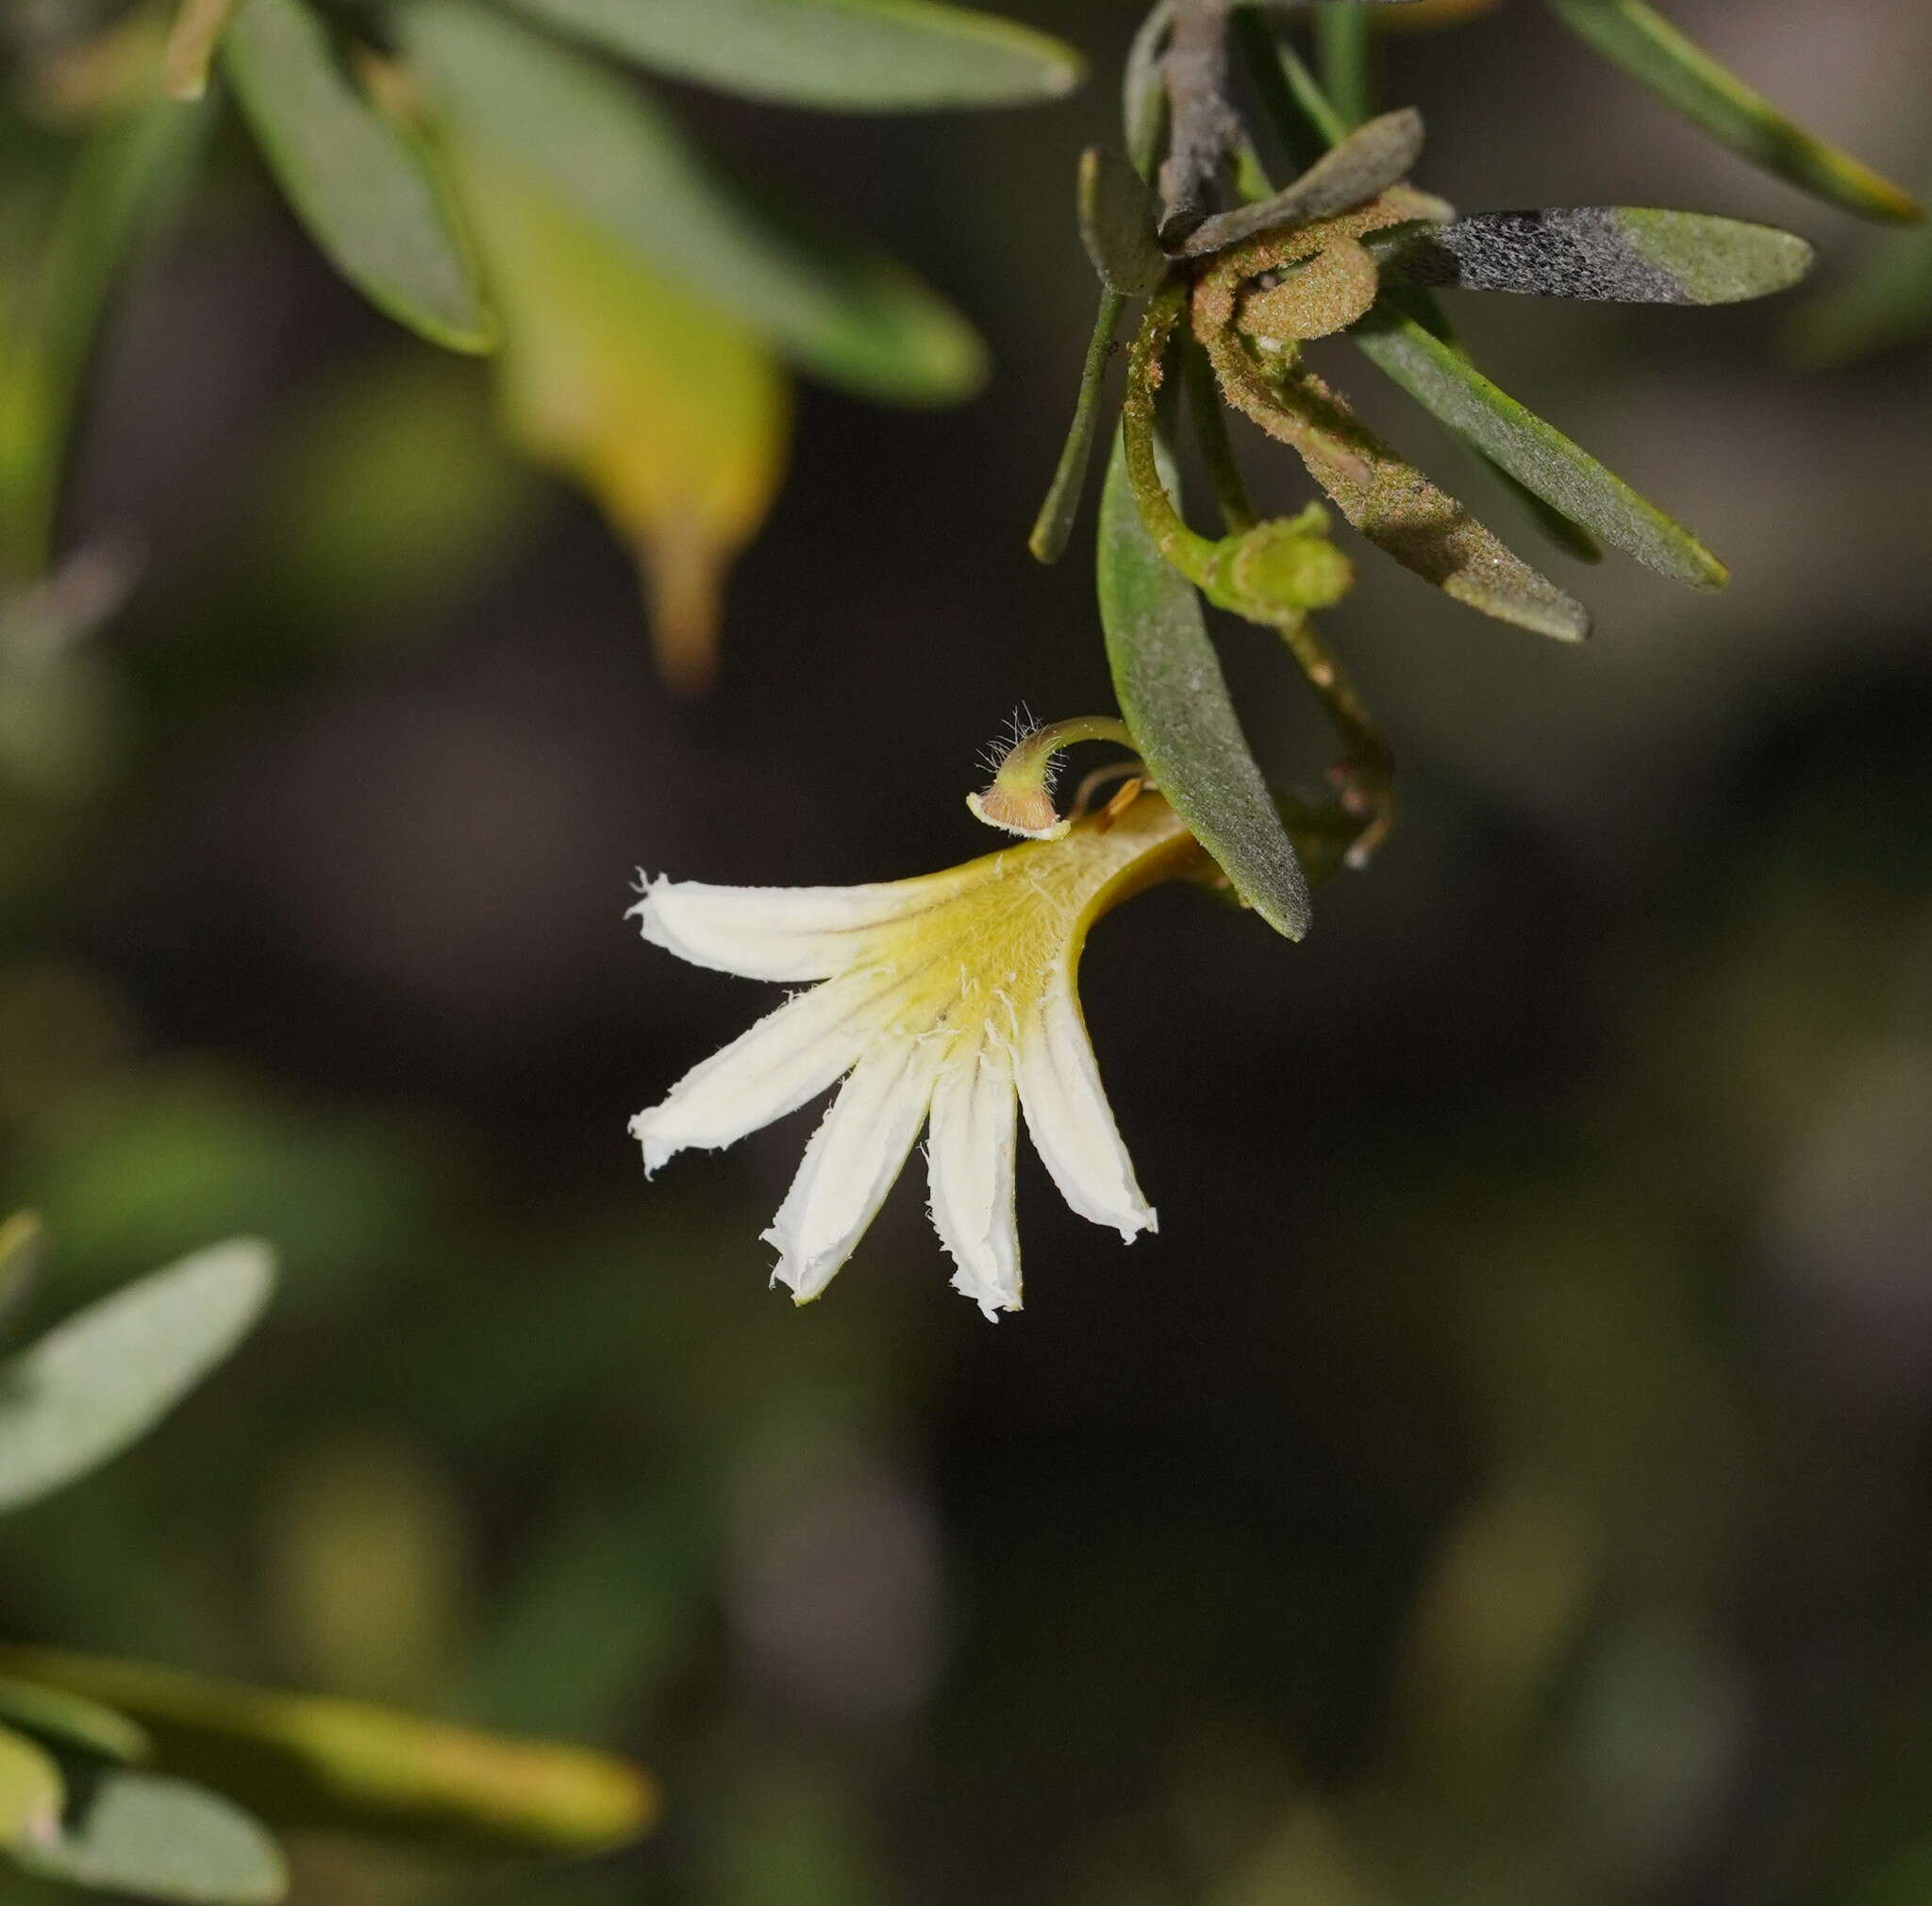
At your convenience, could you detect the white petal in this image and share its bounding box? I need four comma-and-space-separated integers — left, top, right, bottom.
1016, 974, 1157, 1242
764, 1035, 945, 1304
629, 970, 889, 1174
926, 1038, 1022, 1318
631, 872, 974, 982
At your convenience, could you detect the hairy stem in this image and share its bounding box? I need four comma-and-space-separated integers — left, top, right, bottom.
1274, 614, 1394, 864
1121, 282, 1218, 575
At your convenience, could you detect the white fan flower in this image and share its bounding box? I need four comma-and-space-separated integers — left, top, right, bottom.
629, 789, 1203, 1318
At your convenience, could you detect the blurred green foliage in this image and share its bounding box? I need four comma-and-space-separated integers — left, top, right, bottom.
0, 1230, 655, 1898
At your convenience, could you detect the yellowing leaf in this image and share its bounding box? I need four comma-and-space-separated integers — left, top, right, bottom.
0, 1648, 655, 1859
161, 0, 243, 100
0, 1723, 64, 1851
443, 144, 788, 693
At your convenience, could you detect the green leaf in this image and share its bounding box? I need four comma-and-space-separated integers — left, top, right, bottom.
1035, 3, 1173, 568
1097, 428, 1311, 941
1313, 0, 1373, 132
1351, 300, 1727, 589
1382, 207, 1813, 304
0, 1649, 658, 1857
1492, 467, 1603, 563
1544, 0, 1922, 226
1078, 148, 1168, 296
0, 1723, 64, 1851
0, 96, 210, 582
0, 1238, 274, 1513
1031, 0, 1175, 566
401, 3, 984, 406
14, 1772, 285, 1904
1276, 791, 1376, 893
1179, 106, 1424, 258
1028, 289, 1125, 563
492, 0, 1082, 110
0, 1678, 150, 1765
223, 0, 495, 353
1378, 265, 1604, 561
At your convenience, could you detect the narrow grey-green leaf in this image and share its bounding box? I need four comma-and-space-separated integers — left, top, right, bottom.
14, 1772, 285, 1905
1493, 467, 1603, 563
0, 1723, 63, 1851
401, 2, 984, 405
1179, 106, 1424, 258
1078, 148, 1168, 296
0, 1678, 150, 1765
0, 1239, 274, 1513
1381, 207, 1813, 304
1312, 0, 1372, 131
223, 0, 494, 352
1544, 0, 1922, 226
1028, 289, 1124, 562
1352, 300, 1727, 589
1347, 286, 1607, 563
1097, 429, 1310, 940
494, 0, 1081, 110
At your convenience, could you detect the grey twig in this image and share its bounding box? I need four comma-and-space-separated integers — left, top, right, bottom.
1157, 0, 1238, 246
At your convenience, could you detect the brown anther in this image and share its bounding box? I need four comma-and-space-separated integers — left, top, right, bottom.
1094, 777, 1146, 832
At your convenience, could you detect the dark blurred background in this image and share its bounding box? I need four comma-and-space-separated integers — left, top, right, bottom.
5, 1, 1932, 1900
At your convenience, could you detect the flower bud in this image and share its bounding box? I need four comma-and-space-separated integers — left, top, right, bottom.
1199, 509, 1354, 627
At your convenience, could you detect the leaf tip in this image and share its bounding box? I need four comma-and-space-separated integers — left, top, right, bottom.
1776, 230, 1820, 291
438, 311, 502, 357
1821, 152, 1925, 226
1264, 890, 1314, 942
191, 1237, 279, 1319
1866, 183, 1926, 227
0, 1211, 45, 1279
1036, 42, 1086, 100
1027, 513, 1070, 564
